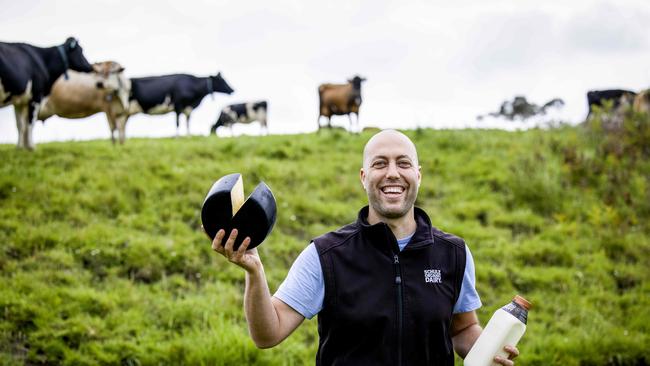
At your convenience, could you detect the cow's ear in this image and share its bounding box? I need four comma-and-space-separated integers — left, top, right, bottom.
65, 37, 77, 50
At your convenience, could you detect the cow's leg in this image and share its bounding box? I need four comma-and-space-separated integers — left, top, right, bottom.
116, 115, 128, 145
356, 112, 360, 133
353, 112, 360, 134
26, 104, 37, 150
15, 103, 35, 150
14, 107, 23, 148
317, 115, 321, 132
26, 120, 35, 150
174, 113, 181, 137
260, 111, 268, 135
106, 112, 117, 145
184, 111, 192, 137
14, 105, 26, 149
23, 104, 38, 150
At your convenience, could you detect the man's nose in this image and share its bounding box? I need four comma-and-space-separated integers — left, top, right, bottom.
386, 161, 400, 178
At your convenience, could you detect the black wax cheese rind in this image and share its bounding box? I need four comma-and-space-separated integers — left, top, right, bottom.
201, 174, 277, 250
201, 173, 242, 240
230, 182, 277, 250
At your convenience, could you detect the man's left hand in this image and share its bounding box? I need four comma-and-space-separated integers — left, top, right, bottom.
494, 345, 519, 366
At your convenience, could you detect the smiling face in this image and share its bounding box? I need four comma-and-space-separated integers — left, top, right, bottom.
360, 130, 421, 223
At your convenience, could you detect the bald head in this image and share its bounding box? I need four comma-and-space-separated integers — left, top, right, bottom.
362, 129, 419, 170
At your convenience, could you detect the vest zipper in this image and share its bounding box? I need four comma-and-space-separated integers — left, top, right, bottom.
394, 254, 403, 366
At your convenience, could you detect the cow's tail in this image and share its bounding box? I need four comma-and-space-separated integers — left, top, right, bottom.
317, 86, 325, 131
318, 85, 325, 110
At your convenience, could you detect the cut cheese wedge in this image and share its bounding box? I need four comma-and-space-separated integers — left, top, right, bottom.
201, 173, 277, 250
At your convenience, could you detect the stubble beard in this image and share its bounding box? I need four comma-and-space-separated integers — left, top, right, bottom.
367, 186, 419, 220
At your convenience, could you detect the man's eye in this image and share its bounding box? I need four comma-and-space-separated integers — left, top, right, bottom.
373, 161, 387, 168
398, 161, 412, 168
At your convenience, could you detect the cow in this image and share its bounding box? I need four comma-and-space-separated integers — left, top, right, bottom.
586, 89, 637, 119
210, 101, 268, 135
0, 37, 94, 149
477, 96, 565, 121
37, 61, 131, 145
127, 73, 234, 136
317, 75, 366, 132
633, 89, 650, 115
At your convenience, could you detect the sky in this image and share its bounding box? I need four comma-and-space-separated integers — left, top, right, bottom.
1, 0, 649, 143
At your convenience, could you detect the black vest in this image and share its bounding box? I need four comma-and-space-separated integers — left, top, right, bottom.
313, 207, 466, 366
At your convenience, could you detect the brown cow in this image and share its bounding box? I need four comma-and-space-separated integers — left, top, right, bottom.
37, 61, 130, 144
317, 75, 366, 132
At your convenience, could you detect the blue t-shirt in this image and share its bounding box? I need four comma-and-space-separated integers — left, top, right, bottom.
275, 234, 482, 319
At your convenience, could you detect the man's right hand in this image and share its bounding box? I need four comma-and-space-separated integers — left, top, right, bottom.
205, 226, 306, 348
210, 228, 261, 273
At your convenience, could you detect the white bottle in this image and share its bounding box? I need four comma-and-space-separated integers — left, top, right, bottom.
464, 295, 532, 366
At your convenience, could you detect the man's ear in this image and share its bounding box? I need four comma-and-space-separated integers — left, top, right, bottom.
360, 168, 367, 190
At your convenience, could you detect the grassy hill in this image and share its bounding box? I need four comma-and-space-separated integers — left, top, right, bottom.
0, 119, 648, 365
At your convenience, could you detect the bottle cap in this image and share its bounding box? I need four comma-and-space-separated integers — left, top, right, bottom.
513, 295, 532, 310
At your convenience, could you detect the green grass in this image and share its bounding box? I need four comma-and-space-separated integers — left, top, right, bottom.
0, 123, 648, 365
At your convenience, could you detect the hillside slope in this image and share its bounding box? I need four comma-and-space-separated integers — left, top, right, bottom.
1, 123, 648, 365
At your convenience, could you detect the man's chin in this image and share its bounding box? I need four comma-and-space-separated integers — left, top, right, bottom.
376, 205, 411, 219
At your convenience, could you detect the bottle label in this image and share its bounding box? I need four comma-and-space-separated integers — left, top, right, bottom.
502, 302, 528, 324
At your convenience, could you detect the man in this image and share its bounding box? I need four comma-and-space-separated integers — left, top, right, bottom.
211, 129, 519, 365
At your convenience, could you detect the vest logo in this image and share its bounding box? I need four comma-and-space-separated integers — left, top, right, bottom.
424, 269, 442, 284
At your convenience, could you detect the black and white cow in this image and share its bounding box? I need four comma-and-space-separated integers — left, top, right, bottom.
127, 73, 235, 135
0, 37, 94, 149
586, 89, 637, 119
210, 101, 268, 135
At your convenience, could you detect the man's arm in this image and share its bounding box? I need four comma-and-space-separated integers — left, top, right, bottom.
451, 310, 482, 357
451, 310, 519, 366
211, 229, 305, 348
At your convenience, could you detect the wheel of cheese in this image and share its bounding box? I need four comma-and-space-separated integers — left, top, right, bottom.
201, 173, 277, 250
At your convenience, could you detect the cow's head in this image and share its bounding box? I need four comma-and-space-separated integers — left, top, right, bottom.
62, 37, 94, 73
92, 61, 125, 78
210, 73, 235, 95
94, 61, 125, 89
348, 75, 367, 90
91, 61, 130, 112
